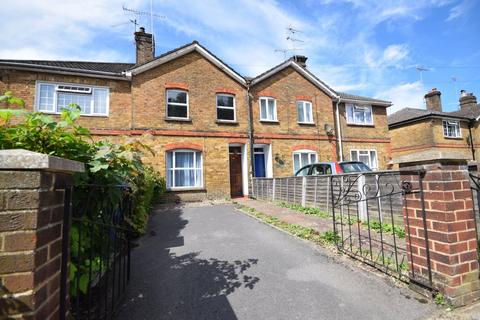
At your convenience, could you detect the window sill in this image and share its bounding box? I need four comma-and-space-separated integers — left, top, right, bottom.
298, 122, 315, 126
167, 187, 206, 192
164, 117, 192, 122
444, 136, 463, 140
346, 123, 375, 127
216, 120, 239, 125
36, 111, 109, 118
259, 119, 279, 124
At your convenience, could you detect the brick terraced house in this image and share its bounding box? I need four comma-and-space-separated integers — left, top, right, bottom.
388, 88, 480, 166
0, 28, 392, 200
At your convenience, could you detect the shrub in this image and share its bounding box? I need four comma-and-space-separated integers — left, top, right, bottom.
0, 94, 165, 233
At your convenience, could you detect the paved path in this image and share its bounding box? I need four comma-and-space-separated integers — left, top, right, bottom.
116, 203, 438, 320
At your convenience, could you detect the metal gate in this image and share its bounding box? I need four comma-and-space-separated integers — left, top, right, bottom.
60, 185, 133, 320
329, 170, 433, 289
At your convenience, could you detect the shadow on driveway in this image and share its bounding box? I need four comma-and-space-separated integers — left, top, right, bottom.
116, 204, 260, 320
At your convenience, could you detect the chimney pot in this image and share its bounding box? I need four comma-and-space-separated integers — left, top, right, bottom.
459, 90, 478, 111
134, 26, 154, 65
292, 55, 308, 68
424, 88, 442, 112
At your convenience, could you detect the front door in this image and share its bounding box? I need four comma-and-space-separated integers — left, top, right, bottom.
253, 147, 266, 177
229, 147, 243, 197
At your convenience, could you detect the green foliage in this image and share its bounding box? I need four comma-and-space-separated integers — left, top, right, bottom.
238, 204, 337, 246
365, 220, 405, 239
434, 292, 445, 305
320, 230, 340, 243
0, 92, 166, 298
278, 202, 330, 218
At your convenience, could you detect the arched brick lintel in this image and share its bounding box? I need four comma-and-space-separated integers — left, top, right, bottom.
165, 142, 203, 151
292, 144, 318, 152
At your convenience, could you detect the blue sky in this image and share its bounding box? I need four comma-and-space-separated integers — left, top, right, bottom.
1, 0, 479, 113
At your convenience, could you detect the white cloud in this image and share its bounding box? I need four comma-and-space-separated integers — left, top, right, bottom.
383, 44, 410, 63
376, 81, 426, 114
446, 0, 473, 21
0, 0, 143, 61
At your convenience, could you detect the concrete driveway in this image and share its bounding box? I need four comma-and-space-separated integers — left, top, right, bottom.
116, 203, 438, 320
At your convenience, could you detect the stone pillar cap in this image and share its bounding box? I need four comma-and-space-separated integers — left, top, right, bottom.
0, 149, 84, 173
393, 150, 471, 165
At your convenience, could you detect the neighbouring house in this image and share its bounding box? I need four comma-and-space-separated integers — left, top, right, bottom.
388, 88, 480, 165
0, 27, 392, 200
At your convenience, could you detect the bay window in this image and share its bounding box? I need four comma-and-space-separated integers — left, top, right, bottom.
166, 89, 189, 119
350, 149, 378, 170
346, 104, 373, 125
293, 150, 317, 173
166, 150, 203, 188
296, 100, 313, 123
259, 97, 277, 121
36, 82, 109, 116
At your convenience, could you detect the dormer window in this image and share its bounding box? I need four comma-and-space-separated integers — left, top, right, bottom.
36, 81, 109, 116
166, 89, 189, 119
443, 120, 461, 138
346, 104, 373, 125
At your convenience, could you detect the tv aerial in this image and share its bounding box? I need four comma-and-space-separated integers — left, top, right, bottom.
415, 65, 430, 82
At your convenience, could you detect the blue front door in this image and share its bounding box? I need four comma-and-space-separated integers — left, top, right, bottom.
254, 153, 266, 177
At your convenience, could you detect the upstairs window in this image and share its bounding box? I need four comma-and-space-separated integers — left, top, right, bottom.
346, 104, 373, 125
259, 97, 277, 121
166, 89, 189, 119
293, 150, 317, 174
36, 82, 109, 116
296, 100, 313, 123
351, 149, 378, 170
216, 94, 236, 121
443, 120, 461, 138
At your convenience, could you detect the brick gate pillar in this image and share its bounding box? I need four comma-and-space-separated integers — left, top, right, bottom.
0, 149, 84, 319
399, 153, 480, 306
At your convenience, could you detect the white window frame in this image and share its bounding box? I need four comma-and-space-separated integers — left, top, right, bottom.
34, 81, 109, 116
166, 89, 189, 119
259, 97, 277, 122
296, 100, 314, 124
350, 149, 378, 170
216, 93, 236, 122
443, 119, 461, 138
346, 104, 373, 125
292, 150, 317, 174
166, 149, 203, 189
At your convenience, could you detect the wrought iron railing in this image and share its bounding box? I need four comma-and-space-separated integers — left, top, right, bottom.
61, 185, 133, 320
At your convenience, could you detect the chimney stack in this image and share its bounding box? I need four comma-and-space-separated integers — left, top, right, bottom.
459, 90, 478, 111
134, 27, 154, 65
424, 88, 442, 112
292, 55, 308, 68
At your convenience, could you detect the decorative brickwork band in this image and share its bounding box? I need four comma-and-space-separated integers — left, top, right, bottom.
164, 142, 203, 151
400, 159, 480, 306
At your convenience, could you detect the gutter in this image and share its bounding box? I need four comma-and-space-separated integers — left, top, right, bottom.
246, 81, 255, 181
334, 97, 344, 161
469, 120, 476, 161
0, 64, 128, 81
